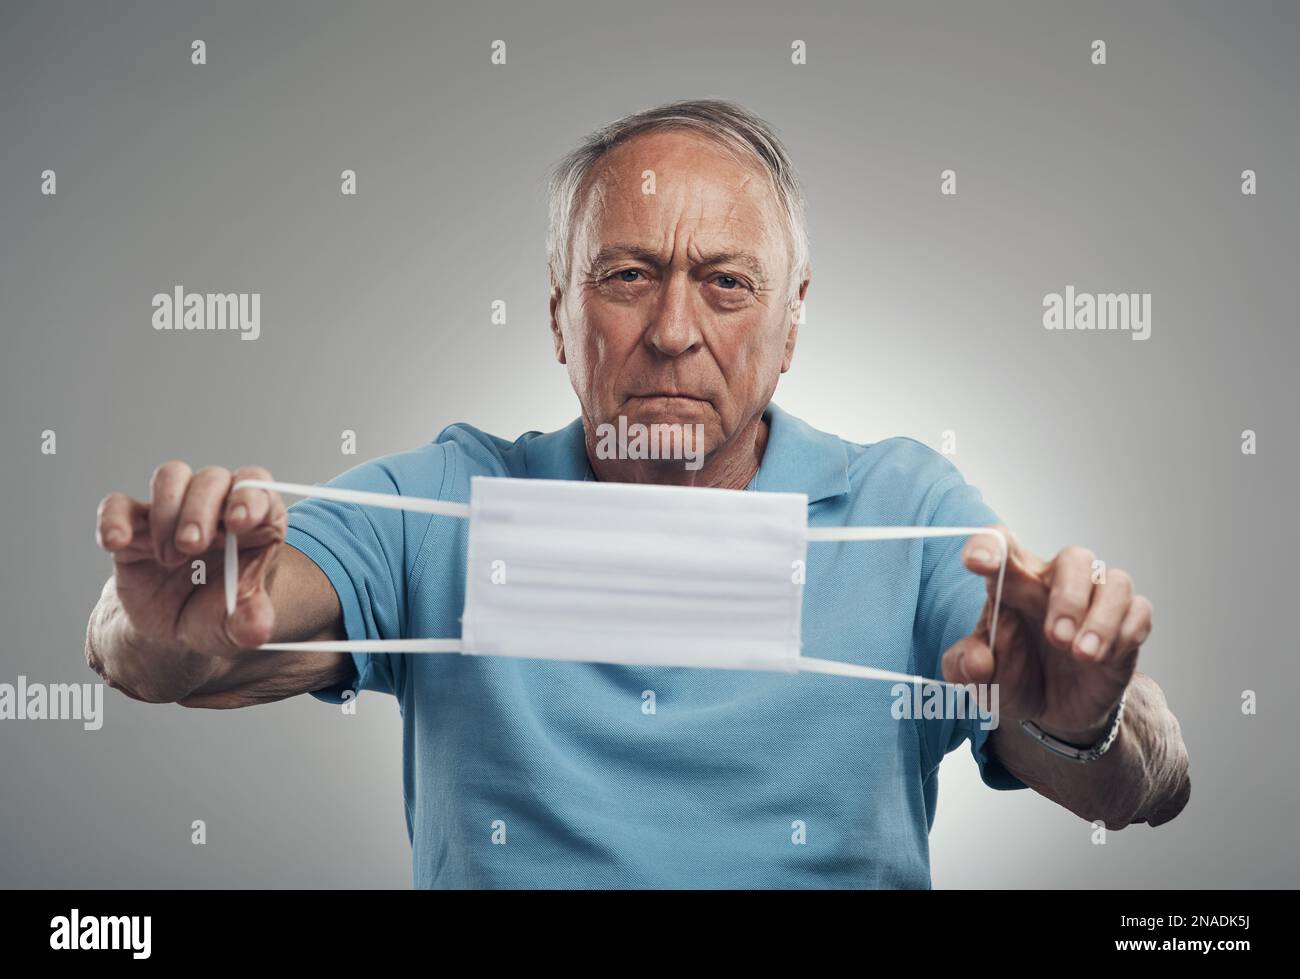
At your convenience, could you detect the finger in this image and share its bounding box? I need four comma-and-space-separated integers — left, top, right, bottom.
96, 493, 146, 552
1115, 594, 1153, 658
149, 461, 193, 567
961, 526, 1011, 576
175, 552, 276, 653
944, 611, 1049, 724
1073, 569, 1134, 663
224, 544, 280, 647
224, 582, 276, 649
943, 608, 1030, 686
1043, 546, 1097, 651
941, 633, 985, 684
174, 466, 233, 555
225, 466, 279, 534
962, 525, 1049, 619
957, 628, 999, 684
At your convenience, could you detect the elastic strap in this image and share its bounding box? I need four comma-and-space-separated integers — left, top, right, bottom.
224, 479, 1006, 689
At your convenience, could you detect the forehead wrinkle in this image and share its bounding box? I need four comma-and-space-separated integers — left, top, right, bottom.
707, 170, 784, 285
569, 178, 605, 276
575, 162, 656, 265
580, 146, 780, 286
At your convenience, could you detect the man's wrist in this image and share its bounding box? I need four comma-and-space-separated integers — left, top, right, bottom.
1020, 693, 1129, 764
1032, 716, 1113, 749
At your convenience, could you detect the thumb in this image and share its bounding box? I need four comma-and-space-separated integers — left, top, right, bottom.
941, 603, 1033, 687
222, 540, 279, 649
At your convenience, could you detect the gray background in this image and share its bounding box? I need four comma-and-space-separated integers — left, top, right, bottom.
1, 0, 1296, 888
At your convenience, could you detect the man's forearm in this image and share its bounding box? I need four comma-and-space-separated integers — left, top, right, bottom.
988, 672, 1191, 828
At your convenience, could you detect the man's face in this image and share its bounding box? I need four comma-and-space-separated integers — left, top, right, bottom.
551, 130, 806, 468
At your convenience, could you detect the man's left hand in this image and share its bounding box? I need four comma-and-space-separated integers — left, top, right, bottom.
942, 527, 1153, 746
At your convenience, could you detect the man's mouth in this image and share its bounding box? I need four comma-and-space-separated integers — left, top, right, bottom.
629, 392, 709, 403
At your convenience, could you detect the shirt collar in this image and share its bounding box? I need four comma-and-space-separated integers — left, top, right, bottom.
749, 402, 851, 503
528, 402, 850, 504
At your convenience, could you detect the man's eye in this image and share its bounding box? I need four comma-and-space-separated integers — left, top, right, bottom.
713, 274, 745, 290
614, 269, 643, 283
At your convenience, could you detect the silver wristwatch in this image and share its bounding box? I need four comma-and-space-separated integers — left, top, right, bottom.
1019, 691, 1128, 763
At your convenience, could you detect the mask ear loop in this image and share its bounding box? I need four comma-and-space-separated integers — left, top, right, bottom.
223, 479, 469, 625
223, 479, 1006, 688
800, 526, 1007, 688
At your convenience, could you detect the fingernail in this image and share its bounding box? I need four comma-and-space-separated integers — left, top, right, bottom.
1053, 617, 1076, 643
229, 504, 248, 525
969, 548, 992, 565
178, 523, 201, 545
1077, 632, 1101, 657
103, 528, 124, 547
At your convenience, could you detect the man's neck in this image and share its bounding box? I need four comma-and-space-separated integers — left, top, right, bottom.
584, 412, 770, 491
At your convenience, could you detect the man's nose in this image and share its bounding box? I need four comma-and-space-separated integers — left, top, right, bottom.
644, 272, 702, 357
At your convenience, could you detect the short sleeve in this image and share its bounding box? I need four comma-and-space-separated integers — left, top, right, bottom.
912, 464, 1027, 792
284, 446, 453, 704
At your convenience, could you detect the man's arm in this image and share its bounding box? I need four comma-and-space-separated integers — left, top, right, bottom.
86, 463, 354, 709
987, 671, 1191, 828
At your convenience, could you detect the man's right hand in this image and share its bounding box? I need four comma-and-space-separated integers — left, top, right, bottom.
96, 463, 286, 655
87, 463, 349, 707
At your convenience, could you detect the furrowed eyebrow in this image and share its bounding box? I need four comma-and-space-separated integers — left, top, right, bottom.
588, 244, 660, 275
589, 243, 770, 288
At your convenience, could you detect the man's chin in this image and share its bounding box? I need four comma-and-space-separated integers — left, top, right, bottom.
595, 404, 720, 469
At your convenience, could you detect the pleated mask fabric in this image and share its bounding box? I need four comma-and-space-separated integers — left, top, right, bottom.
459, 476, 809, 673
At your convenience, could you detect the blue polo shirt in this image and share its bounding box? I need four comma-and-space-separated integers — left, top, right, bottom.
288, 402, 1026, 888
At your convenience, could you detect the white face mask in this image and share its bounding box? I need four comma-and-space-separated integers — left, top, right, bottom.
460, 476, 807, 673
232, 477, 1006, 688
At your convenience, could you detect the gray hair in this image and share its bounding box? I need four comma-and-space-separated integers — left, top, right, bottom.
546, 98, 810, 308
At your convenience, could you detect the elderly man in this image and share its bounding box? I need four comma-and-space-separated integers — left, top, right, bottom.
86, 99, 1189, 888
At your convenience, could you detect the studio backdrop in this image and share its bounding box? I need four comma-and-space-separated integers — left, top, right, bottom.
0, 0, 1296, 887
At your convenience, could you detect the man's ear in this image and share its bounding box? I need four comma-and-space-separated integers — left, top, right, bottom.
780, 277, 809, 373
549, 279, 567, 365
